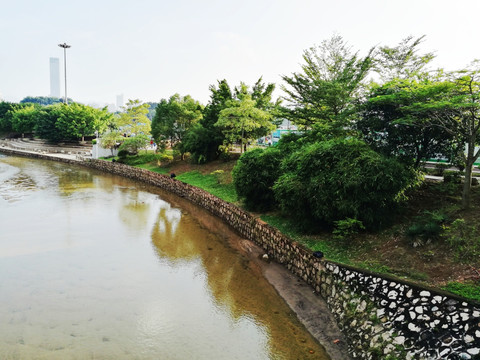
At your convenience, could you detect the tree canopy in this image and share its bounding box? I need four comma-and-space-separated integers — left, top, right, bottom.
281, 35, 375, 132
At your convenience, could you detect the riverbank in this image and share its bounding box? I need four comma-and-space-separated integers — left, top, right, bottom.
0, 145, 351, 360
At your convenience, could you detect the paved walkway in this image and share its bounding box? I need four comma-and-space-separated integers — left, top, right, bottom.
0, 138, 90, 160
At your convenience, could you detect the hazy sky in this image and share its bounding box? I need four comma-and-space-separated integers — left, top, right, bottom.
1, 0, 479, 106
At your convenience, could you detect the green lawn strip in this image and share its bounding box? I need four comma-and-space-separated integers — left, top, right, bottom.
260, 214, 355, 264
176, 171, 238, 203
137, 163, 169, 175
443, 281, 480, 302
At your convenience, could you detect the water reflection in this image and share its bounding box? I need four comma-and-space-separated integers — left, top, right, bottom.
0, 155, 328, 359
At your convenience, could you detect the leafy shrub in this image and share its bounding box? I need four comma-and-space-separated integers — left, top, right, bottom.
405, 210, 447, 247
443, 172, 461, 184
333, 218, 365, 241
118, 135, 150, 155
232, 147, 282, 211
117, 149, 129, 159
273, 138, 420, 230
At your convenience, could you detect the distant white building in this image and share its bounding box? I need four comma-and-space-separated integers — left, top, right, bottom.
49, 57, 60, 98
116, 94, 124, 111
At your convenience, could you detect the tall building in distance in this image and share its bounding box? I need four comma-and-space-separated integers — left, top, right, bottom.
116, 94, 124, 111
49, 57, 60, 98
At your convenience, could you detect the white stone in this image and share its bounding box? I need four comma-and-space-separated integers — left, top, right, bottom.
409, 311, 416, 320
460, 312, 470, 321
383, 344, 395, 355
377, 309, 385, 318
396, 314, 405, 322
467, 348, 480, 355
440, 348, 451, 357
387, 290, 398, 299
476, 330, 480, 338
433, 295, 443, 303
408, 323, 421, 332
393, 336, 405, 345
415, 306, 424, 314
465, 335, 475, 343
357, 300, 367, 312
473, 311, 480, 318
420, 290, 431, 297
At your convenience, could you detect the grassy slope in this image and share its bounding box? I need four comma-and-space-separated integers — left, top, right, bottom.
122, 153, 479, 302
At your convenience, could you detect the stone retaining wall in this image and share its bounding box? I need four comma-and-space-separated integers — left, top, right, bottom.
1, 149, 479, 359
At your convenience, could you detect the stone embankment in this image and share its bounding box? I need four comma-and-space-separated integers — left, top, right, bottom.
1, 146, 479, 360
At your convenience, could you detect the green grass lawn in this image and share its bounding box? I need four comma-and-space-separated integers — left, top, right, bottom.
176, 171, 238, 203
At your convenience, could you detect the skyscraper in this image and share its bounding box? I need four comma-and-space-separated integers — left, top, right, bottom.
50, 57, 60, 98
116, 94, 124, 110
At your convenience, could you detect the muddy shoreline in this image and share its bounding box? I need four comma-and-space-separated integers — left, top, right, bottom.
234, 238, 352, 360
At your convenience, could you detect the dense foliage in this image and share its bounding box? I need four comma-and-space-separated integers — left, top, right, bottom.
232, 147, 282, 211
273, 138, 420, 230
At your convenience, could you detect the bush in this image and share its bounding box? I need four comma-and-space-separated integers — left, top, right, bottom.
118, 134, 150, 155
444, 172, 461, 184
273, 138, 420, 230
405, 210, 447, 247
333, 218, 365, 241
117, 149, 129, 159
232, 147, 283, 211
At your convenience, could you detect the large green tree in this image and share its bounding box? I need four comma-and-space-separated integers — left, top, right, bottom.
281, 35, 375, 132
357, 77, 455, 168
151, 94, 203, 158
56, 103, 112, 142
418, 64, 480, 209
117, 99, 151, 137
216, 84, 274, 153
10, 104, 39, 137
374, 35, 435, 82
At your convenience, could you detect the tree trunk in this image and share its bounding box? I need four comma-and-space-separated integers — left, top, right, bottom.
462, 139, 475, 209
463, 161, 473, 209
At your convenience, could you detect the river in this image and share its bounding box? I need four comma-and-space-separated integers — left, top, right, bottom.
0, 154, 329, 360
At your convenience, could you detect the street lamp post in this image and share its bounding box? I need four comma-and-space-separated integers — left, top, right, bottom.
58, 42, 71, 104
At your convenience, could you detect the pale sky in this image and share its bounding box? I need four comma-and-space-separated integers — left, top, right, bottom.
1, 0, 479, 107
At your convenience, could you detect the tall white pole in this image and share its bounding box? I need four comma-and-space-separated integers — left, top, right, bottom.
58, 43, 71, 104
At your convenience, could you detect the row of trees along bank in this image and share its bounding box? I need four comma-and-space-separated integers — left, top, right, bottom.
1, 35, 479, 215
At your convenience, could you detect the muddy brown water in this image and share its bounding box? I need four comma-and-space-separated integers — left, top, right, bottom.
0, 155, 330, 360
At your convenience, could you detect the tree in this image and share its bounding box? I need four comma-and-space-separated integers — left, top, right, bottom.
216, 85, 274, 153
20, 96, 65, 106
56, 103, 112, 142
151, 94, 203, 158
357, 77, 455, 168
117, 99, 151, 137
417, 63, 480, 209
10, 104, 39, 137
375, 35, 435, 82
281, 35, 375, 132
183, 80, 233, 163
0, 101, 22, 133
100, 130, 124, 156
34, 105, 64, 142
